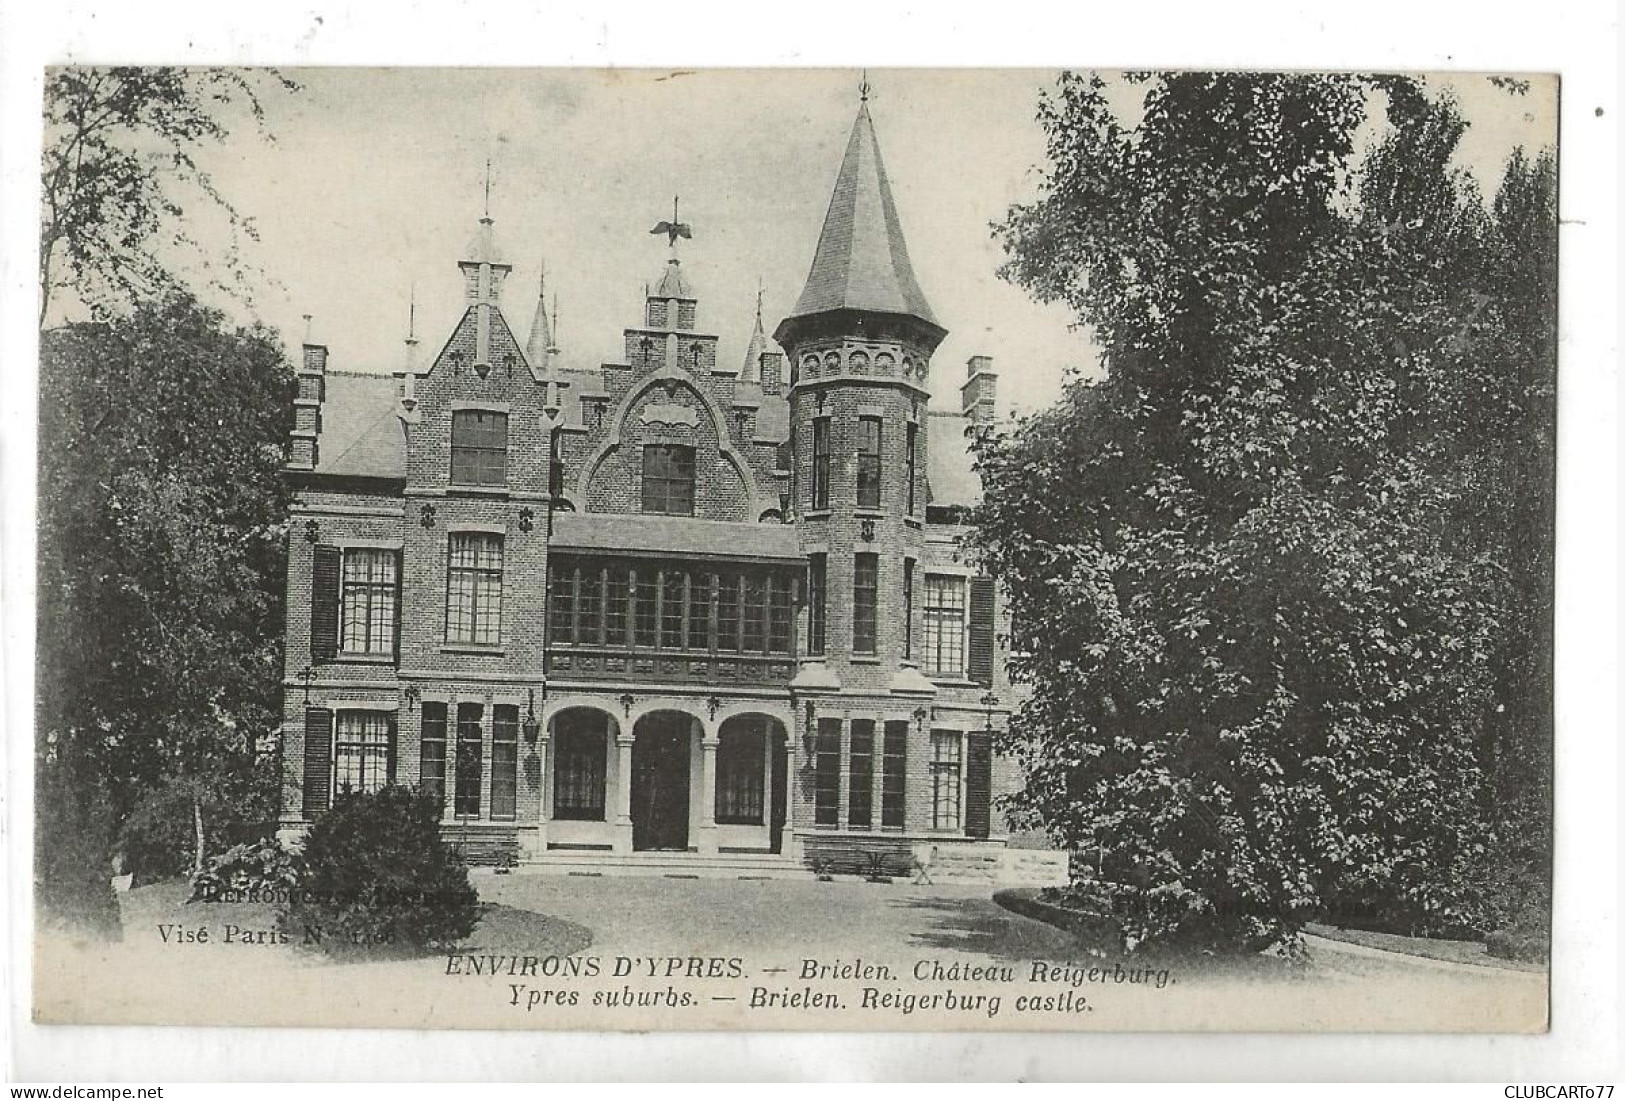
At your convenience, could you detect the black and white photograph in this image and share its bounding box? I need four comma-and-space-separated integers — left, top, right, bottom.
4, 1, 1615, 1075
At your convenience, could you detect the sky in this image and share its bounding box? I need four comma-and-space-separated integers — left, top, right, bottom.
101, 68, 1557, 420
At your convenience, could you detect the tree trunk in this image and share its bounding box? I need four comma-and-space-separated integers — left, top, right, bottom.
192, 797, 206, 876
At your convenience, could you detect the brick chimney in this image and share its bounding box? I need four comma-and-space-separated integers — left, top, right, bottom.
289, 342, 327, 469
759, 350, 784, 396
960, 354, 997, 427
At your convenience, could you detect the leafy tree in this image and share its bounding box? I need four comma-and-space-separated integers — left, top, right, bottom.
37, 293, 295, 900
39, 66, 296, 327
977, 73, 1553, 951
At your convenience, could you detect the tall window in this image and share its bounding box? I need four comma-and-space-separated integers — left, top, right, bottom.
716, 726, 765, 824
768, 576, 792, 654
902, 559, 915, 661
923, 574, 967, 677
340, 548, 398, 655
578, 566, 604, 645
806, 554, 827, 656
661, 571, 685, 649
931, 730, 963, 830
852, 553, 879, 654
554, 713, 607, 820
741, 576, 767, 653
548, 562, 576, 644
419, 702, 448, 807
490, 704, 519, 820
454, 703, 483, 818
687, 573, 713, 651
813, 717, 841, 827
641, 444, 695, 515
882, 720, 908, 828
605, 568, 629, 645
717, 570, 740, 651
905, 421, 918, 514
856, 416, 882, 509
333, 711, 391, 796
632, 568, 657, 647
848, 719, 875, 828
810, 417, 831, 510
446, 534, 503, 645
450, 409, 507, 486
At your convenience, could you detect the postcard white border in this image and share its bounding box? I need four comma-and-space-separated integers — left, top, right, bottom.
2, 0, 1617, 1082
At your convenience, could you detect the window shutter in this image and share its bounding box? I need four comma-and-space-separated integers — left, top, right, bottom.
385, 712, 398, 786
302, 708, 334, 819
310, 545, 342, 663
968, 576, 996, 687
965, 731, 992, 840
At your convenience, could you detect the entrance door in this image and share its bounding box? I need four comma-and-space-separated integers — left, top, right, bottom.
631, 716, 691, 851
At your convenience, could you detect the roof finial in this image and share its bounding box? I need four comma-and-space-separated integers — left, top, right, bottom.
407, 283, 417, 342
483, 158, 492, 219
302, 313, 313, 342
755, 275, 764, 321
550, 293, 560, 353
859, 69, 870, 103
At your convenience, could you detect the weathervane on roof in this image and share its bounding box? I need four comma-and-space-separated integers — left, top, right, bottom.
860, 69, 870, 103
483, 158, 492, 218
650, 196, 692, 248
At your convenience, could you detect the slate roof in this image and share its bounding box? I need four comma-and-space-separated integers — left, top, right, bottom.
784, 102, 938, 326
926, 409, 982, 507
552, 512, 802, 561
314, 371, 405, 479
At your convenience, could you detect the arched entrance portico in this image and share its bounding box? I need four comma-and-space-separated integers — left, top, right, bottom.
631, 711, 694, 851
531, 695, 794, 858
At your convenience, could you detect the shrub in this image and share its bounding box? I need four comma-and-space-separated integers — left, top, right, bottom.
189, 838, 298, 902
278, 786, 479, 958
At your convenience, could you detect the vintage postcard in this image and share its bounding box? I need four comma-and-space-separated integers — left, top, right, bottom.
30, 66, 1557, 1033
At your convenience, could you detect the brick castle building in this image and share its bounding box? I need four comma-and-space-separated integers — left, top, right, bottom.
278, 94, 1052, 877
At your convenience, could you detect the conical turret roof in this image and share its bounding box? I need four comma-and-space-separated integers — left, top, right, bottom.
525, 267, 553, 366
740, 295, 767, 381
783, 101, 937, 327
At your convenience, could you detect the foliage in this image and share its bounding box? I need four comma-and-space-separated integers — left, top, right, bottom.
121, 765, 282, 886
35, 745, 123, 940
39, 66, 297, 326
37, 293, 295, 880
190, 838, 299, 903
978, 73, 1554, 952
280, 787, 481, 958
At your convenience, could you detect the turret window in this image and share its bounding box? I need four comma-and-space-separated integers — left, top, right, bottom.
810, 417, 831, 510
853, 552, 879, 654
807, 554, 827, 656
856, 416, 882, 509
450, 410, 507, 487
905, 422, 918, 515
641, 443, 695, 516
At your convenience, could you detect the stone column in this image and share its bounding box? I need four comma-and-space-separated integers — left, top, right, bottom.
697, 720, 720, 856
780, 720, 799, 861
524, 735, 550, 858
613, 734, 635, 853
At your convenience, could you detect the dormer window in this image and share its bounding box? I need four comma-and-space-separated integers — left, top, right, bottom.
450, 409, 507, 486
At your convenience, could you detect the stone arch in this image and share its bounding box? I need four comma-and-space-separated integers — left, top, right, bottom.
577, 367, 765, 519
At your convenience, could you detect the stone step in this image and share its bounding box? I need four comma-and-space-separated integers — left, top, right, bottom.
511, 852, 811, 881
